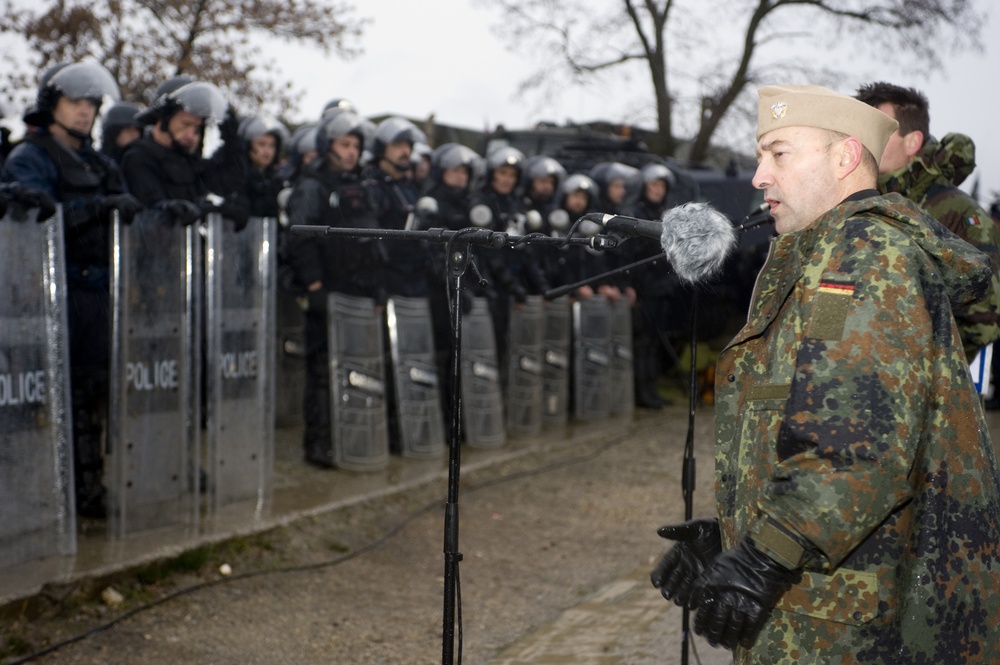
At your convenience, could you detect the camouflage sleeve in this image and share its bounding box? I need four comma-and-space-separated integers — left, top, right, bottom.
758, 218, 939, 568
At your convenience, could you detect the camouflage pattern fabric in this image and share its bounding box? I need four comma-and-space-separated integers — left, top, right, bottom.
880, 132, 1000, 358
714, 193, 1000, 663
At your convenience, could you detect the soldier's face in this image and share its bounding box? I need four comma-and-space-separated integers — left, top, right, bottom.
753, 126, 841, 234
53, 97, 97, 134
876, 102, 921, 174
328, 133, 360, 172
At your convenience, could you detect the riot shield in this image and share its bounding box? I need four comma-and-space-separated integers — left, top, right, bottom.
505, 295, 545, 436
386, 296, 446, 459
204, 214, 276, 519
572, 296, 613, 421
461, 296, 506, 449
609, 298, 635, 418
108, 209, 200, 538
0, 206, 75, 568
541, 296, 572, 427
328, 292, 389, 471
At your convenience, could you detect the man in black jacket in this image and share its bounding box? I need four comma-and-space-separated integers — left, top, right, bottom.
283, 110, 378, 467
1, 61, 142, 517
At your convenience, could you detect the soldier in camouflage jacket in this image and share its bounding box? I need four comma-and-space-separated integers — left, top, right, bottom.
652, 85, 1000, 663
856, 82, 1000, 359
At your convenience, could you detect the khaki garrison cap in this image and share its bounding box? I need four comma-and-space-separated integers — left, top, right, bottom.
757, 84, 899, 163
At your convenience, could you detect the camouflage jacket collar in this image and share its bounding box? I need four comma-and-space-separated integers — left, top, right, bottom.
739, 193, 990, 344
878, 133, 978, 205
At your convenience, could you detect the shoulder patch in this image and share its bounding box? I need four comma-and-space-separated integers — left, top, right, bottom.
808, 280, 855, 340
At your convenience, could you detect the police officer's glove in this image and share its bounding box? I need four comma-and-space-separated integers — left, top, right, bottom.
218, 200, 250, 231
219, 104, 241, 149
306, 288, 327, 314
651, 518, 721, 606
3, 184, 57, 222
688, 537, 799, 650
100, 193, 143, 224
510, 283, 528, 304
162, 198, 203, 226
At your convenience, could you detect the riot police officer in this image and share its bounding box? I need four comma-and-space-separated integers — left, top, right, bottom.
362, 116, 430, 299
623, 162, 681, 409
207, 114, 289, 219
1, 61, 142, 517
520, 154, 566, 221
120, 79, 234, 225
283, 110, 379, 467
98, 101, 143, 164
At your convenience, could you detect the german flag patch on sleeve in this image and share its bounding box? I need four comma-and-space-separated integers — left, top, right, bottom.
808, 280, 855, 340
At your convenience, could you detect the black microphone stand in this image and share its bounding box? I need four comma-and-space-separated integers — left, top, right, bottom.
288, 223, 609, 665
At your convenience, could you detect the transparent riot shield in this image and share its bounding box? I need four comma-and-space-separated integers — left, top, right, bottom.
609, 298, 635, 418
0, 206, 75, 568
108, 209, 200, 538
505, 295, 545, 437
573, 295, 613, 421
386, 296, 446, 459
542, 296, 572, 428
461, 296, 506, 449
328, 292, 389, 471
204, 214, 276, 520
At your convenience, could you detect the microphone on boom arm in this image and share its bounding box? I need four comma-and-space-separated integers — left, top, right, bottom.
582, 201, 745, 283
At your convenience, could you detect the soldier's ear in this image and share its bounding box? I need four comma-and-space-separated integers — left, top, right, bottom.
903, 130, 924, 159
836, 137, 863, 178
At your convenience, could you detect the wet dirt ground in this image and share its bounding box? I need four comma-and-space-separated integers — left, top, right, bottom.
4, 403, 1000, 665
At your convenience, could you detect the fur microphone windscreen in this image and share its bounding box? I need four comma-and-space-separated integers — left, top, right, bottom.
659, 202, 737, 283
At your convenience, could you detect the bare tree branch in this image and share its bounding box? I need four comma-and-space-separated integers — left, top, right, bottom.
481, 0, 986, 164
0, 0, 368, 118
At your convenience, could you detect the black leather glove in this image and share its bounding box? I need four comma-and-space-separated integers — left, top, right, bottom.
650, 518, 721, 606
688, 538, 799, 650
306, 288, 328, 314
162, 198, 203, 226
4, 184, 57, 222
218, 200, 250, 231
99, 193, 143, 224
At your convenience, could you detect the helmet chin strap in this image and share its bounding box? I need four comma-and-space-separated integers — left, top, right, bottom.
159, 116, 196, 155
54, 119, 91, 142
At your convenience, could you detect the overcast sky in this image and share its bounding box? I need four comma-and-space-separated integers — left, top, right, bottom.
275, 0, 1000, 206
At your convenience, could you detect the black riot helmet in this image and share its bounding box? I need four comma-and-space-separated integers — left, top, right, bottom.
24, 61, 121, 134
314, 110, 375, 156
370, 116, 426, 161
135, 80, 228, 127
238, 115, 291, 153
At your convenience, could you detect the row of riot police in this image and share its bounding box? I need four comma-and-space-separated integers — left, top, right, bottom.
0, 61, 287, 526
273, 100, 725, 470
0, 57, 729, 529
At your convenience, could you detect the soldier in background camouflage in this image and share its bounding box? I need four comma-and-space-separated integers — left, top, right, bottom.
651, 84, 1000, 663
856, 82, 1000, 360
